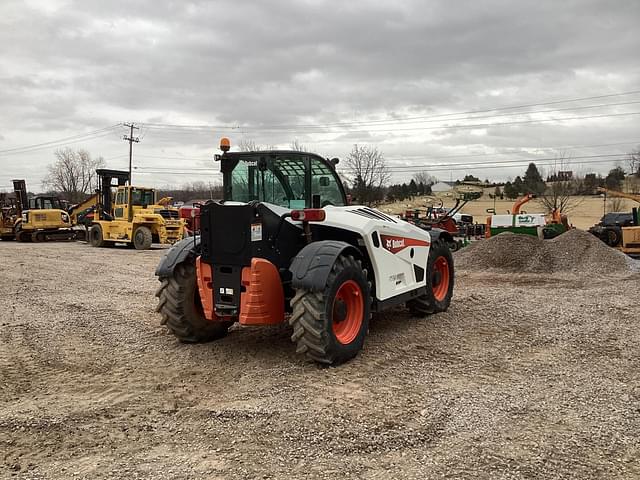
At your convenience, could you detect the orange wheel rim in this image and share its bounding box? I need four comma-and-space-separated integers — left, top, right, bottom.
432, 256, 450, 302
332, 280, 364, 345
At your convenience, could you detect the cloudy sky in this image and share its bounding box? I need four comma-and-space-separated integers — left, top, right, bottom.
1, 0, 639, 191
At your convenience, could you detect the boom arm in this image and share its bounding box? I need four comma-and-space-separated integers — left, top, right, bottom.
596, 187, 640, 204
68, 193, 98, 224
512, 193, 535, 214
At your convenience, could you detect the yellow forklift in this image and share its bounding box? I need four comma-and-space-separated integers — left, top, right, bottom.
88, 169, 185, 249
12, 180, 75, 242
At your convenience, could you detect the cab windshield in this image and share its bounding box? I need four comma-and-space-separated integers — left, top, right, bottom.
29, 197, 61, 210
130, 188, 155, 207
227, 154, 346, 208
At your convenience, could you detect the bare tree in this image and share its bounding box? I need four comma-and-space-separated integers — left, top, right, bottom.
238, 138, 259, 152
345, 144, 391, 206
42, 148, 105, 203
607, 196, 625, 213
539, 155, 583, 213
628, 147, 640, 178
413, 171, 437, 186
290, 139, 307, 152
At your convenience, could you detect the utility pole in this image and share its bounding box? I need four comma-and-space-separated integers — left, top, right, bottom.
123, 123, 140, 184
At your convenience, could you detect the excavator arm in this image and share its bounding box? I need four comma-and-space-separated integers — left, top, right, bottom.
596, 187, 640, 204
68, 193, 98, 225
156, 196, 174, 207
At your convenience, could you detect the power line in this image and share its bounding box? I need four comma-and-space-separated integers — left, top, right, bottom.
115, 140, 637, 165
142, 99, 640, 132
139, 89, 640, 131
134, 152, 629, 171
139, 110, 640, 136
131, 153, 628, 177
0, 125, 121, 155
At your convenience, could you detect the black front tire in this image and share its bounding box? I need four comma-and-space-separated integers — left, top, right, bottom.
133, 226, 153, 250
89, 224, 105, 247
289, 254, 371, 365
156, 261, 233, 342
407, 239, 454, 316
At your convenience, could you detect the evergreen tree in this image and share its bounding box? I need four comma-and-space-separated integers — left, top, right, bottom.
408, 179, 418, 196
523, 163, 546, 195
503, 181, 518, 199
513, 176, 524, 196
605, 167, 626, 190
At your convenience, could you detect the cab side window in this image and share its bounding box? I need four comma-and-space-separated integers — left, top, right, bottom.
310, 159, 345, 207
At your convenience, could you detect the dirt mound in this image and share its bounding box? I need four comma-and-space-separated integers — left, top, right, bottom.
455, 229, 633, 274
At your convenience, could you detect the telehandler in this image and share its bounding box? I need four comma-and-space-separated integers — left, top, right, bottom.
155, 139, 455, 365
87, 169, 185, 249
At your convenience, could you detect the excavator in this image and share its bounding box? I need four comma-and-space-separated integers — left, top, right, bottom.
84, 169, 186, 249
485, 193, 569, 239
11, 180, 75, 242
589, 188, 640, 255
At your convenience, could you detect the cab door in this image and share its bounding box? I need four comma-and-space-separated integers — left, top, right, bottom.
113, 188, 128, 221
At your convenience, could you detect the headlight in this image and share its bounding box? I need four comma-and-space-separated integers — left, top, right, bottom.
22, 213, 28, 222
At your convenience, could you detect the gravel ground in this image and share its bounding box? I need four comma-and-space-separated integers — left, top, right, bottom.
1, 240, 639, 479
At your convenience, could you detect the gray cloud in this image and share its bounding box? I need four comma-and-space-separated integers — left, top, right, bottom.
0, 0, 639, 189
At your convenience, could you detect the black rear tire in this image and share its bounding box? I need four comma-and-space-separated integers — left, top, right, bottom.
407, 239, 454, 316
289, 254, 371, 365
89, 224, 105, 247
605, 227, 622, 247
156, 261, 233, 342
133, 226, 153, 250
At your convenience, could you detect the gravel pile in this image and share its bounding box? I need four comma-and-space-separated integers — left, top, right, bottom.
455, 229, 633, 274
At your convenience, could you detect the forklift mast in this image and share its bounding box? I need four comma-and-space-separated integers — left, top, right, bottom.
12, 180, 28, 215
95, 169, 130, 220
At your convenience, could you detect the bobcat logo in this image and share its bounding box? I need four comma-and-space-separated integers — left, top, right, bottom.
380, 234, 429, 254
385, 238, 405, 250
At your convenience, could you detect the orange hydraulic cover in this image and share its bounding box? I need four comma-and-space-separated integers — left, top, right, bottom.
239, 258, 285, 325
195, 256, 218, 321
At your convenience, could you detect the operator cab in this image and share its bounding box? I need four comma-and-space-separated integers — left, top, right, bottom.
28, 196, 62, 210
113, 186, 156, 220
219, 150, 347, 209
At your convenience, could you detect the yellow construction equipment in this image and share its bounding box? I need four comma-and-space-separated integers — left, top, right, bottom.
12, 180, 75, 242
590, 188, 640, 255
87, 169, 186, 249
0, 193, 17, 241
